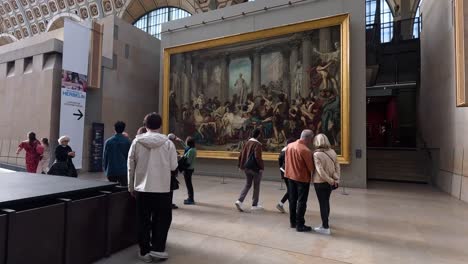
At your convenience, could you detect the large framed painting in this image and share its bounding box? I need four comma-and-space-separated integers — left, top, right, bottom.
163, 14, 351, 163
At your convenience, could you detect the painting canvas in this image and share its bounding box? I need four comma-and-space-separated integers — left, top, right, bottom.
164, 14, 350, 163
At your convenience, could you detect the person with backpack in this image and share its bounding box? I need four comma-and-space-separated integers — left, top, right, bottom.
167, 133, 181, 209
312, 133, 340, 235
276, 138, 296, 213
176, 136, 197, 205
16, 132, 42, 173
235, 128, 264, 212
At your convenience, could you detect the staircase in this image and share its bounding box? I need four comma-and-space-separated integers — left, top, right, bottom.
367, 149, 429, 183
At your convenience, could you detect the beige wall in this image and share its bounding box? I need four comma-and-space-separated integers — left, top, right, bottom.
420, 0, 468, 202
0, 16, 160, 172
0, 44, 62, 168
100, 16, 160, 139
81, 16, 160, 171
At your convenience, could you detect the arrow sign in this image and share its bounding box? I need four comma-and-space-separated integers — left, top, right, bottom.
73, 109, 83, 120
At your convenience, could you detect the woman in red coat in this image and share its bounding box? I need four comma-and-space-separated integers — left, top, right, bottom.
16, 132, 42, 173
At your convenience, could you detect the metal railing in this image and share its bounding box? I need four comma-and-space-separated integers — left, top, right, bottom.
0, 139, 26, 169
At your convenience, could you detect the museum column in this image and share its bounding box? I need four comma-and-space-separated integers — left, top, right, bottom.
183, 54, 192, 105
191, 57, 199, 97
252, 49, 261, 95
302, 35, 312, 98
199, 62, 206, 94
220, 54, 230, 102
281, 49, 290, 98
175, 55, 184, 109
202, 63, 208, 94
319, 28, 332, 52
290, 41, 299, 99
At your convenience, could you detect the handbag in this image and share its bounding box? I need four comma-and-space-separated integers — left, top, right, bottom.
178, 156, 189, 172
67, 158, 78, 178
171, 170, 179, 190
244, 147, 260, 172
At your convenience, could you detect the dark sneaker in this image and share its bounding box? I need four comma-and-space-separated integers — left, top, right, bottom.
184, 199, 195, 205
296, 225, 312, 232
276, 203, 286, 213
290, 223, 297, 229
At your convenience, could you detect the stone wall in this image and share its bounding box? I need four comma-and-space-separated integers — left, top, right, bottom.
420, 0, 468, 202
0, 16, 160, 173
0, 38, 63, 168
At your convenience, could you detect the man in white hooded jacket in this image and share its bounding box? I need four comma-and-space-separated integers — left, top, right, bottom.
128, 113, 178, 262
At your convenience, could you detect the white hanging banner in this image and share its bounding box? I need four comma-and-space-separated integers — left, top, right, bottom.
59, 19, 91, 169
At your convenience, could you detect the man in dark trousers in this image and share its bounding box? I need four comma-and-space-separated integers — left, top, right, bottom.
128, 113, 178, 262
103, 121, 131, 186
285, 130, 315, 232
235, 128, 264, 212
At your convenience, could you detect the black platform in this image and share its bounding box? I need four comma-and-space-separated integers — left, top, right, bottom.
0, 172, 137, 264
0, 172, 115, 207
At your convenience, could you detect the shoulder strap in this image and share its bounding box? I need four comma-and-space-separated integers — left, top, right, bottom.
314, 151, 336, 173
323, 151, 335, 164
248, 143, 257, 157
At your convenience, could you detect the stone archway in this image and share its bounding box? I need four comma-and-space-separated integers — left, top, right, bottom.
119, 0, 197, 24
0, 33, 18, 46
46, 12, 83, 32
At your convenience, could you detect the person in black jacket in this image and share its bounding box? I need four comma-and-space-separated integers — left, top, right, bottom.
276, 138, 295, 213
48, 136, 77, 177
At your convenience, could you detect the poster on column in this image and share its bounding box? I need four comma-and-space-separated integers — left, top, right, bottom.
59, 19, 91, 169
163, 14, 351, 163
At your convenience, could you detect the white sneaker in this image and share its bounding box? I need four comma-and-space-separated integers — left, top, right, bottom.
276, 203, 286, 213
314, 226, 331, 235
150, 251, 169, 259
235, 200, 244, 212
251, 205, 264, 211
138, 253, 152, 263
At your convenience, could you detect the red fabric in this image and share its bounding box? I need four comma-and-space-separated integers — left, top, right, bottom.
309, 67, 323, 90
19, 140, 41, 173
386, 97, 398, 139
36, 144, 45, 155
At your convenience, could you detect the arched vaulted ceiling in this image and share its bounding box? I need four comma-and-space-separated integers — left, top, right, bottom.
120, 0, 245, 24
0, 0, 128, 40
0, 0, 246, 41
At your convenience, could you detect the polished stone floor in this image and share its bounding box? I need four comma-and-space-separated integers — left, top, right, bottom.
91, 175, 468, 264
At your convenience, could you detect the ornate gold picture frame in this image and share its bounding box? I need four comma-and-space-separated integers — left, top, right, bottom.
163, 14, 351, 164
454, 0, 468, 107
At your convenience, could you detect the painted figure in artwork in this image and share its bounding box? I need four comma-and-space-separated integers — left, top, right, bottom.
313, 42, 341, 91
235, 73, 248, 105
294, 61, 303, 99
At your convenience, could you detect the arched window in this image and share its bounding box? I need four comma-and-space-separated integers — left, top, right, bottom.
413, 2, 421, 38
366, 0, 394, 43
133, 7, 191, 39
